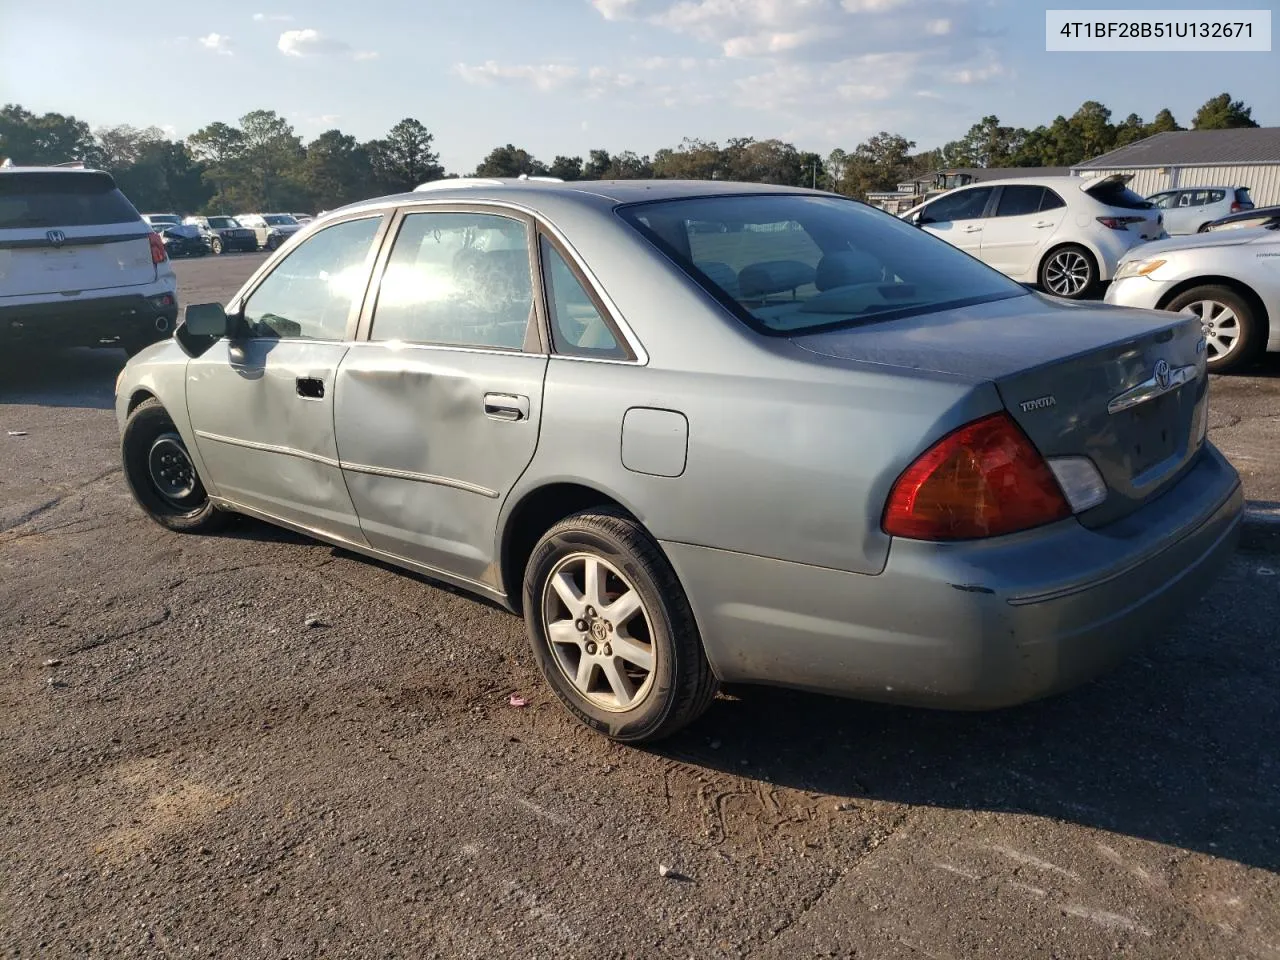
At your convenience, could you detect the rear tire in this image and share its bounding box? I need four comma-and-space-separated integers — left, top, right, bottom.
122, 399, 230, 534
1197, 223, 1212, 234
1038, 244, 1098, 300
1164, 285, 1261, 374
209, 236, 223, 255
523, 508, 718, 743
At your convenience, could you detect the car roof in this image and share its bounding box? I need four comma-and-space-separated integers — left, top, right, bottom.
324, 178, 834, 222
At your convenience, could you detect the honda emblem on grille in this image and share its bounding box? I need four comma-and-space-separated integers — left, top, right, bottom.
46, 229, 66, 246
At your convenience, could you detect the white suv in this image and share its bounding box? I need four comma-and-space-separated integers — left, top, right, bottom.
901, 175, 1165, 299
235, 212, 304, 251
1, 166, 178, 354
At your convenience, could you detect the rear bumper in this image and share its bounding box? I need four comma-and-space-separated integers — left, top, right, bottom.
0, 292, 180, 348
664, 444, 1242, 709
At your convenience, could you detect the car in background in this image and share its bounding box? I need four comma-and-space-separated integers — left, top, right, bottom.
236, 212, 304, 250
1205, 204, 1280, 233
1106, 227, 1279, 373
901, 174, 1164, 299
184, 215, 259, 254
292, 213, 314, 225
156, 222, 210, 258
143, 213, 183, 231
115, 178, 1241, 743
1146, 187, 1253, 235
0, 166, 177, 355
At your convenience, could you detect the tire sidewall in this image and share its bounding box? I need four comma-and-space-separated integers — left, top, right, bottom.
1039, 244, 1096, 300
523, 523, 680, 741
210, 237, 223, 255
1167, 286, 1256, 373
122, 402, 222, 532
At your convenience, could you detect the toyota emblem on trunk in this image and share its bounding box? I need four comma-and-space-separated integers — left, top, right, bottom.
46, 229, 66, 246
1154, 358, 1171, 390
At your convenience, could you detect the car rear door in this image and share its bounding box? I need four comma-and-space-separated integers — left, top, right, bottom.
332, 205, 548, 588
1164, 191, 1195, 234
915, 186, 993, 258
185, 212, 389, 542
978, 184, 1066, 279
0, 171, 157, 298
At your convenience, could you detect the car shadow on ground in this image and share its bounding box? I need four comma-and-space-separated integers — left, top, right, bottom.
652, 573, 1280, 875
0, 347, 124, 411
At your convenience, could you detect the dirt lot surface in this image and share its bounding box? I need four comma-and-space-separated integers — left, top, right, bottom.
2, 254, 1278, 959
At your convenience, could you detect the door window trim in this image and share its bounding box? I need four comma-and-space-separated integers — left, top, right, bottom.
351, 198, 647, 365
225, 208, 394, 344
356, 205, 544, 354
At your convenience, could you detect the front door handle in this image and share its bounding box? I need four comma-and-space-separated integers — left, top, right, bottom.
962, 225, 983, 234
296, 376, 325, 400
1032, 220, 1055, 228
484, 393, 529, 421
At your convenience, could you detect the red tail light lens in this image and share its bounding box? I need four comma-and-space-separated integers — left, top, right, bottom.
1096, 216, 1146, 230
149, 232, 168, 265
882, 413, 1071, 541
1230, 202, 1242, 213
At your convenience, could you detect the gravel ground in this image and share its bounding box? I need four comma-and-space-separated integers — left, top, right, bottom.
1, 254, 1278, 959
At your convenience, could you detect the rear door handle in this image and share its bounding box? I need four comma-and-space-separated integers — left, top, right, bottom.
1032, 221, 1054, 228
296, 376, 325, 399
962, 225, 983, 234
484, 393, 529, 421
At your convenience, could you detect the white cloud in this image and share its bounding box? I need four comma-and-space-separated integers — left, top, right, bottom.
925, 18, 952, 35
455, 61, 582, 92
253, 12, 293, 21
722, 27, 825, 58
276, 28, 375, 60
947, 58, 1006, 83
198, 32, 234, 55
592, 0, 640, 19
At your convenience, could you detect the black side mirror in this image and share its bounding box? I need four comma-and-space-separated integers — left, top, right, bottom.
176, 302, 231, 357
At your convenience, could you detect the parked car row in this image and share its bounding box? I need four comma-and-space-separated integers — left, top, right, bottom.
143, 211, 310, 254
902, 174, 1277, 373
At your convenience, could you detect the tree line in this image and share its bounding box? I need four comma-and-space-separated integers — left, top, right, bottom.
0, 92, 1260, 215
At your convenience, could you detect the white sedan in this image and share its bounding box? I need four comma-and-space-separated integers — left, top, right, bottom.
1105, 227, 1280, 373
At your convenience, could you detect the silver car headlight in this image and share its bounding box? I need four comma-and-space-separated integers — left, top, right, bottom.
1112, 257, 1167, 282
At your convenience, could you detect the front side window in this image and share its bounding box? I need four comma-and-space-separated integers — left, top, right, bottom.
993, 185, 1045, 218
370, 211, 533, 350
208, 216, 239, 229
264, 214, 298, 226
241, 216, 382, 340
920, 187, 992, 224
618, 193, 1026, 336
539, 236, 625, 359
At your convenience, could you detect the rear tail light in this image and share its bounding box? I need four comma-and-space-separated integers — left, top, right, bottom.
1230, 202, 1242, 213
882, 413, 1071, 541
148, 232, 168, 264
1096, 216, 1146, 230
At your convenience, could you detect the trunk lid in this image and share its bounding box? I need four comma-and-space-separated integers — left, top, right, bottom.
0, 170, 157, 298
1081, 173, 1165, 240
793, 293, 1208, 526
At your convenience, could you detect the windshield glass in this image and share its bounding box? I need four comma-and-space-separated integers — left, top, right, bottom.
208, 216, 239, 228
0, 173, 140, 228
149, 214, 181, 224
617, 194, 1027, 335
264, 214, 298, 226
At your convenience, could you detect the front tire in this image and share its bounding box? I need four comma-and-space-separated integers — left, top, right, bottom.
209, 236, 223, 255
1038, 244, 1098, 299
122, 399, 230, 533
1165, 285, 1261, 374
523, 508, 718, 743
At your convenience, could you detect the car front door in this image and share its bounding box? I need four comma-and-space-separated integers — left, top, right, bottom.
332, 207, 548, 588
978, 184, 1068, 279
185, 213, 389, 543
916, 186, 994, 257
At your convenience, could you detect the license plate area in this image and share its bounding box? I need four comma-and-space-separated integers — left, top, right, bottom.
1123, 392, 1184, 478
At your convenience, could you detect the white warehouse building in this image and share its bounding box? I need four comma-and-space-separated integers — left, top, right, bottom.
1072, 128, 1280, 207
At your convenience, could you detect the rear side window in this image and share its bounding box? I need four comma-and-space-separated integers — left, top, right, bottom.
1207, 190, 1226, 204
539, 235, 626, 359
0, 172, 140, 228
1087, 180, 1153, 210
1039, 189, 1066, 212
993, 185, 1045, 218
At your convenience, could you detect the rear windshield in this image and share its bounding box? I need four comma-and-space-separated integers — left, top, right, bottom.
208, 216, 239, 228
1235, 188, 1253, 205
1087, 180, 1153, 210
617, 194, 1027, 336
0, 172, 140, 228
264, 214, 298, 226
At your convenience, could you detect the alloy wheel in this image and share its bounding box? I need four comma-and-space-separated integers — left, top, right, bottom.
541, 552, 655, 712
1043, 249, 1091, 297
1185, 299, 1241, 362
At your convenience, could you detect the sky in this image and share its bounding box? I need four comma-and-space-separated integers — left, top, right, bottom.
1, 0, 1275, 173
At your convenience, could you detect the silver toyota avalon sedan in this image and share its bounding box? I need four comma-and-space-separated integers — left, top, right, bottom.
114, 178, 1243, 743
